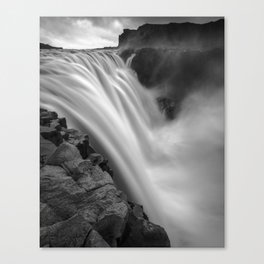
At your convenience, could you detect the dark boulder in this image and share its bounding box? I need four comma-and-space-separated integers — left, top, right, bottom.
119, 204, 170, 247
58, 117, 67, 129
40, 126, 63, 146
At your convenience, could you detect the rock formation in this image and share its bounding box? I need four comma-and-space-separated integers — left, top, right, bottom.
40, 109, 170, 247
118, 19, 224, 119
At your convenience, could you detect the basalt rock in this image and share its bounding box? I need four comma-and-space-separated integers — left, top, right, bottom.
39, 109, 171, 247
119, 209, 170, 247
40, 126, 63, 146
40, 214, 109, 247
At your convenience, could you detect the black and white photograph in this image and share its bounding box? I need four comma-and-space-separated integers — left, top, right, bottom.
2, 0, 264, 262
39, 17, 224, 247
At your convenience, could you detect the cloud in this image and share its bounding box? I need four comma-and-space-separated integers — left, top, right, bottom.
40, 17, 221, 49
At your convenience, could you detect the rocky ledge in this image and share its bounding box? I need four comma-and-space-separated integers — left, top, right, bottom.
40, 109, 170, 247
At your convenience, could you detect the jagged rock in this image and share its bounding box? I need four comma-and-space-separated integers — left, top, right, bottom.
84, 229, 109, 247
40, 165, 89, 220
76, 165, 113, 192
50, 119, 61, 131
119, 210, 170, 247
94, 203, 128, 246
99, 158, 114, 178
40, 110, 58, 126
58, 117, 67, 128
40, 125, 63, 146
89, 153, 104, 166
40, 164, 129, 247
40, 214, 93, 247
40, 135, 57, 166
40, 202, 62, 227
45, 142, 86, 175
62, 129, 96, 158
76, 135, 90, 159
40, 213, 110, 247
39, 109, 171, 247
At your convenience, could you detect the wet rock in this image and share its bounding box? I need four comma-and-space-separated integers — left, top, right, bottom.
50, 119, 62, 131
76, 135, 90, 159
40, 110, 58, 126
58, 117, 67, 129
99, 158, 114, 178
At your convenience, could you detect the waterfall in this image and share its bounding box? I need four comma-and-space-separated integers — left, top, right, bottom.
126, 53, 136, 67
40, 49, 224, 247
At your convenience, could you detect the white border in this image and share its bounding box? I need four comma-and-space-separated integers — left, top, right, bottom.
0, 0, 264, 263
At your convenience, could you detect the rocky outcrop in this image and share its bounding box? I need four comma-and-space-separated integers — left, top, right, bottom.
118, 19, 224, 50
40, 43, 63, 50
40, 109, 170, 247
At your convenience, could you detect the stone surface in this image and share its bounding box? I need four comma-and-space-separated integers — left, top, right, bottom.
40, 202, 62, 227
119, 209, 170, 247
40, 136, 57, 166
83, 229, 110, 247
40, 214, 93, 247
40, 125, 63, 146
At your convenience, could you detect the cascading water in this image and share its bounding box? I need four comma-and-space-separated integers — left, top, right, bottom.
40, 49, 224, 247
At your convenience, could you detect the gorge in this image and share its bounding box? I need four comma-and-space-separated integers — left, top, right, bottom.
40, 18, 224, 247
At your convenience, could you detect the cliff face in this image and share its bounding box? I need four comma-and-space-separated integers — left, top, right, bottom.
40, 109, 170, 247
118, 19, 224, 50
118, 19, 224, 119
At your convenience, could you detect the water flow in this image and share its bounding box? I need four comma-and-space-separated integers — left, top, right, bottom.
40, 49, 224, 247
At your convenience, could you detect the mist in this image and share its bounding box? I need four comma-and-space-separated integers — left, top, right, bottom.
149, 88, 224, 246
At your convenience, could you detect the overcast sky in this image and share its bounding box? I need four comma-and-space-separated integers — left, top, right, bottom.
40, 17, 221, 49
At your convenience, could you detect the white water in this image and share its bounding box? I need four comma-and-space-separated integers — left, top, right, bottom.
40, 49, 224, 247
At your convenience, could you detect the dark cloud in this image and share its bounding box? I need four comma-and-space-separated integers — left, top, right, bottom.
40, 17, 221, 49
